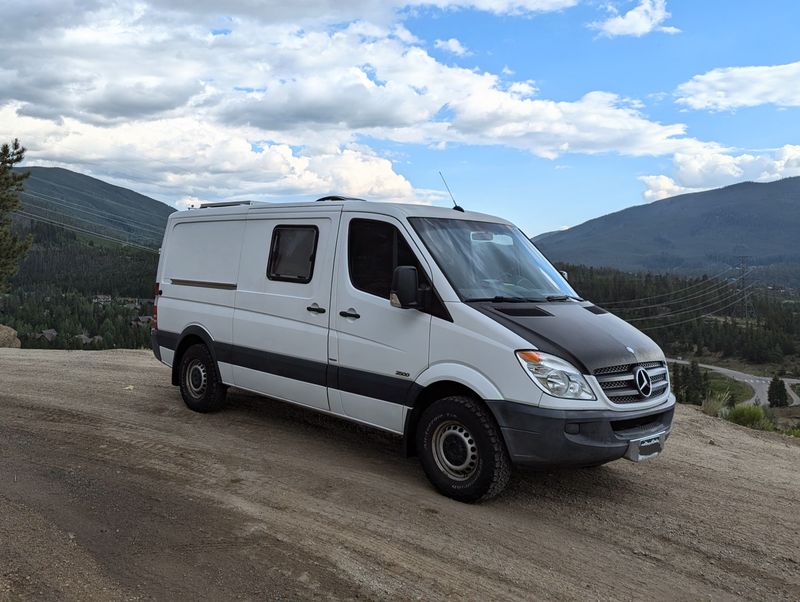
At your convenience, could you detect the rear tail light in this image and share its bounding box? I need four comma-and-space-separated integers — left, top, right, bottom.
152, 282, 161, 331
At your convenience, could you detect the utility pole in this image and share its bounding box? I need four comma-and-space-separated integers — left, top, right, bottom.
736, 255, 756, 321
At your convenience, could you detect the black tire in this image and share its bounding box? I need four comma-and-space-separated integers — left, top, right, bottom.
178, 343, 227, 413
416, 395, 511, 503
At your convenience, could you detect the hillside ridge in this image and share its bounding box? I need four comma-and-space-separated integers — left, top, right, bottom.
534, 176, 800, 285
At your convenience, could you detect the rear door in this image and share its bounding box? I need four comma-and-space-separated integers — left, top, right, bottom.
232, 210, 339, 410
329, 213, 432, 432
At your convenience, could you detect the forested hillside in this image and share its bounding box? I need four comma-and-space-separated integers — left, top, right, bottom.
17, 166, 174, 247
0, 167, 170, 349
0, 220, 159, 349
561, 263, 800, 375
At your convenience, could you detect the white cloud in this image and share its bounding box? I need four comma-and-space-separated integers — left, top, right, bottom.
1, 103, 420, 204
590, 0, 680, 38
2, 0, 794, 212
434, 38, 470, 56
175, 196, 206, 209
640, 144, 800, 200
638, 175, 699, 201
676, 61, 800, 111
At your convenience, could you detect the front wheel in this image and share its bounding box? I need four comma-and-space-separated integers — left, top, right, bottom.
417, 395, 511, 503
179, 344, 227, 413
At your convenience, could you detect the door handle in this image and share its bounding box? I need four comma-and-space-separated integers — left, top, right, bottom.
339, 310, 361, 319
306, 305, 326, 314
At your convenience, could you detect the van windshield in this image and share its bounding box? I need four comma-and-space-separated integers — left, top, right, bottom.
408, 217, 578, 302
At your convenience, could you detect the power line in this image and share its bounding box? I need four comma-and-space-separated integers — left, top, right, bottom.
625, 282, 757, 322
599, 266, 735, 306
20, 201, 161, 245
737, 255, 757, 320
20, 189, 165, 236
22, 198, 163, 242
25, 173, 171, 223
14, 211, 159, 254
639, 292, 756, 331
611, 274, 748, 313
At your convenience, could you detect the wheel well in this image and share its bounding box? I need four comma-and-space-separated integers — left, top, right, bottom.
404, 380, 487, 457
170, 334, 206, 385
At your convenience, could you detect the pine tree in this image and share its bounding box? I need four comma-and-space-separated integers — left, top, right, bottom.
0, 139, 31, 292
768, 374, 789, 408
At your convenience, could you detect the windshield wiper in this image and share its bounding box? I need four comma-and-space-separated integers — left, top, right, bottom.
464, 296, 546, 303
545, 294, 585, 302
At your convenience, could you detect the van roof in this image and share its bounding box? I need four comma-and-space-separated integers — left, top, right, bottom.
170, 198, 512, 225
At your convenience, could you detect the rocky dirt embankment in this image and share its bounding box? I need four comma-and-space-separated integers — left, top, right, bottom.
0, 324, 21, 348
0, 349, 798, 600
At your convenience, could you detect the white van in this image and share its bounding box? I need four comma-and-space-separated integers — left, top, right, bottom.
152, 197, 674, 502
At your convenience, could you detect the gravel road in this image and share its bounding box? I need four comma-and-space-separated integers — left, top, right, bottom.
1, 349, 799, 601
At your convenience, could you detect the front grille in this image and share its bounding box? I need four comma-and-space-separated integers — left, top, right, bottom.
594, 361, 669, 405
594, 363, 630, 376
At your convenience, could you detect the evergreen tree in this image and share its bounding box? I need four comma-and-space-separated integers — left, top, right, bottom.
0, 139, 31, 292
768, 374, 789, 408
685, 360, 704, 405
671, 365, 683, 403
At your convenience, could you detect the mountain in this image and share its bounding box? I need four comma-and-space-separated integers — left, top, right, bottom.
16, 166, 175, 247
534, 177, 800, 285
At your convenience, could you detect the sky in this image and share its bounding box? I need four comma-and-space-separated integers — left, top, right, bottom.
2, 0, 800, 236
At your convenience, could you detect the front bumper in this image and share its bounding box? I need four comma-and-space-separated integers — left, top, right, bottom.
486, 399, 674, 468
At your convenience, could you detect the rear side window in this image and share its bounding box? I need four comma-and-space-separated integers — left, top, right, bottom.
267, 225, 319, 283
348, 219, 427, 298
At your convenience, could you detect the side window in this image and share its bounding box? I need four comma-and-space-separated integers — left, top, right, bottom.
267, 225, 319, 283
348, 219, 428, 298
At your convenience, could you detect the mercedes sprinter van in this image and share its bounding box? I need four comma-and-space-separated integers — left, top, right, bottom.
152, 197, 674, 502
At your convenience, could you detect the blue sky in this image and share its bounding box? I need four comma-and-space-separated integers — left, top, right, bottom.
3, 0, 800, 236
399, 0, 800, 233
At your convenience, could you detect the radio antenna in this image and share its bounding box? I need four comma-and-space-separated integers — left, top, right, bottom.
439, 171, 464, 212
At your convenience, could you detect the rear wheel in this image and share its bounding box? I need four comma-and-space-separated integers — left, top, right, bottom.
417, 395, 511, 503
179, 343, 227, 413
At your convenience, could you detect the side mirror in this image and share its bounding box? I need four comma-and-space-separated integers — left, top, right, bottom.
390, 266, 419, 309
559, 270, 569, 281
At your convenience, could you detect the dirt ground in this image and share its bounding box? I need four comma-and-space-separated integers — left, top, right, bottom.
1, 349, 798, 601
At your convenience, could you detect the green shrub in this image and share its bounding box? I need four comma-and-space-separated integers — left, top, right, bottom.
726, 404, 776, 431
783, 424, 800, 438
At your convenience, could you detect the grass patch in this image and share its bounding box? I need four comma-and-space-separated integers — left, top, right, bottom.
725, 404, 775, 431
705, 371, 753, 405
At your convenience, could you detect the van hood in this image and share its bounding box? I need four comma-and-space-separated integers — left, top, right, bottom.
469, 301, 664, 374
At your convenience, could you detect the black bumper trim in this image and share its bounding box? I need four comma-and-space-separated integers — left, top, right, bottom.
486, 400, 675, 468
151, 330, 162, 361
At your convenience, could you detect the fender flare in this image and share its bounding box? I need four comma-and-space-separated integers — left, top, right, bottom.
414, 362, 503, 401
171, 324, 218, 385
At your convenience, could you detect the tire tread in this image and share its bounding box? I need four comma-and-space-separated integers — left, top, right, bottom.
179, 343, 227, 413
418, 394, 511, 502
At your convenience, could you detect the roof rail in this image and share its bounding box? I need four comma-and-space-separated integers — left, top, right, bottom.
199, 201, 254, 209
314, 195, 366, 202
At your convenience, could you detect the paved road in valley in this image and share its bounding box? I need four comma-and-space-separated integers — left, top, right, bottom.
668, 359, 800, 406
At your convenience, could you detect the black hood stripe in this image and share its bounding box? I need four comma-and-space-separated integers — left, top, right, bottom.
468, 301, 664, 374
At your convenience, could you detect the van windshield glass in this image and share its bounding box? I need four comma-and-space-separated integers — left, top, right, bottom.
408, 217, 578, 302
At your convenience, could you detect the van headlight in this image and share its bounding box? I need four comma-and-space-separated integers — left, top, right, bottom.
515, 351, 595, 400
